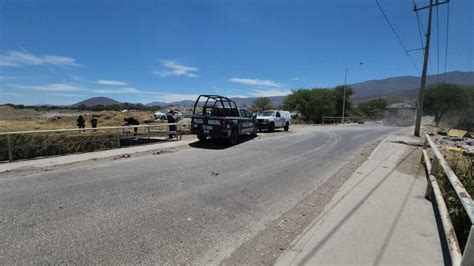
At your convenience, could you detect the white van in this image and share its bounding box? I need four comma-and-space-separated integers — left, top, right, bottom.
256, 110, 291, 132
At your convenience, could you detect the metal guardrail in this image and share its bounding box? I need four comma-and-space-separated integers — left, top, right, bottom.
0, 123, 182, 162
422, 134, 474, 266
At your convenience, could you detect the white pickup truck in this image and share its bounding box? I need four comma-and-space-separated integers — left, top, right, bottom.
256, 110, 291, 132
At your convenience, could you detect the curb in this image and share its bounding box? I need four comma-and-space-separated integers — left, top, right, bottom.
276, 134, 391, 265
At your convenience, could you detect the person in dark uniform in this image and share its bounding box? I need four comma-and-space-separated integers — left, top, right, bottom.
123, 117, 140, 137
91, 116, 98, 129
167, 110, 177, 139
77, 115, 85, 129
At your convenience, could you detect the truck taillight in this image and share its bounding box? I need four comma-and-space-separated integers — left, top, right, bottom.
220, 119, 227, 128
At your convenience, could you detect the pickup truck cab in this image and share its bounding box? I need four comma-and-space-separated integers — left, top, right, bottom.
256, 110, 291, 132
191, 95, 257, 145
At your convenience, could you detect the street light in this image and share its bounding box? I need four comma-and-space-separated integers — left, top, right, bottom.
341, 62, 364, 124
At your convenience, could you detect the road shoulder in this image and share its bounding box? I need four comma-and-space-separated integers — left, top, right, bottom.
222, 137, 384, 264
276, 133, 444, 265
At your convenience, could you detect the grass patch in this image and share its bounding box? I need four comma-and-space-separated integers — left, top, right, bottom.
0, 131, 119, 161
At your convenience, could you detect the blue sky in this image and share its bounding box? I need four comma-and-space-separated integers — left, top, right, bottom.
0, 0, 472, 105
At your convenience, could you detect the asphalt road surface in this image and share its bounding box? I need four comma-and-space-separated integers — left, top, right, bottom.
0, 123, 397, 264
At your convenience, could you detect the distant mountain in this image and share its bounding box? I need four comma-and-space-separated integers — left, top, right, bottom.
144, 71, 474, 108
146, 96, 286, 107
144, 101, 168, 107
145, 100, 195, 107
351, 71, 474, 102
231, 96, 286, 107
73, 97, 121, 106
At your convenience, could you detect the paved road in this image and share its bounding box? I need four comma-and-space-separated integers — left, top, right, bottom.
0, 124, 396, 264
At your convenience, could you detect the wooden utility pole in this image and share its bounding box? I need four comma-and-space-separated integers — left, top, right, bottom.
414, 0, 449, 137
414, 0, 433, 137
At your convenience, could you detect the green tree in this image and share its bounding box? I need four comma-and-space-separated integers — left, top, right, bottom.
284, 89, 312, 121
77, 104, 87, 111
284, 88, 336, 123
458, 85, 474, 130
252, 97, 273, 112
358, 98, 387, 118
423, 83, 470, 126
334, 85, 354, 117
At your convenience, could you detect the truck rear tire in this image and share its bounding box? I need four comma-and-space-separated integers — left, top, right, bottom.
284, 122, 289, 131
252, 126, 258, 137
228, 128, 239, 146
198, 134, 207, 142
269, 122, 275, 132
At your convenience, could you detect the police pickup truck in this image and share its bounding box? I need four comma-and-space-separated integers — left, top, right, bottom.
191, 95, 257, 145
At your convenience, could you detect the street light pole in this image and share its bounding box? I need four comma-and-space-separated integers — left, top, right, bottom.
342, 68, 348, 124
341, 62, 363, 124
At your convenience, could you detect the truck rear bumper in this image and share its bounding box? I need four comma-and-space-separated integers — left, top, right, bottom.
192, 128, 231, 139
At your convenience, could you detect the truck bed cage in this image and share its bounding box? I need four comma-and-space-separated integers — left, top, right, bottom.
193, 95, 239, 116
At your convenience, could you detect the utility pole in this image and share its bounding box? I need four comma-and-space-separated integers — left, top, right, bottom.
341, 62, 363, 124
342, 68, 348, 124
414, 0, 449, 137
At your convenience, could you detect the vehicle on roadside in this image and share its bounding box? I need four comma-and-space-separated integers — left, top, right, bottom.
191, 95, 257, 145
154, 110, 183, 121
256, 110, 291, 132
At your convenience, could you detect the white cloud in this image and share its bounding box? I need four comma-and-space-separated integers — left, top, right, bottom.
51, 93, 85, 97
0, 76, 20, 80
92, 87, 143, 94
97, 80, 127, 86
248, 88, 292, 97
9, 83, 85, 92
2, 92, 22, 97
70, 75, 84, 81
42, 84, 83, 91
155, 60, 199, 78
9, 83, 157, 95
0, 50, 81, 67
228, 78, 283, 88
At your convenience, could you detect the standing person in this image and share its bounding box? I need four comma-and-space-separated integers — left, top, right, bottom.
123, 117, 140, 137
91, 116, 98, 129
77, 115, 85, 129
167, 110, 177, 139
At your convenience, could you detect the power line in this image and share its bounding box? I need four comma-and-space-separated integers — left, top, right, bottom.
376, 0, 409, 52
436, 1, 440, 83
414, 6, 425, 48
413, 0, 434, 84
444, 2, 450, 82
376, 0, 421, 74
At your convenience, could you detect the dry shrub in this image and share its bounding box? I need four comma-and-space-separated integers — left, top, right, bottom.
436, 151, 474, 252
0, 131, 118, 161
